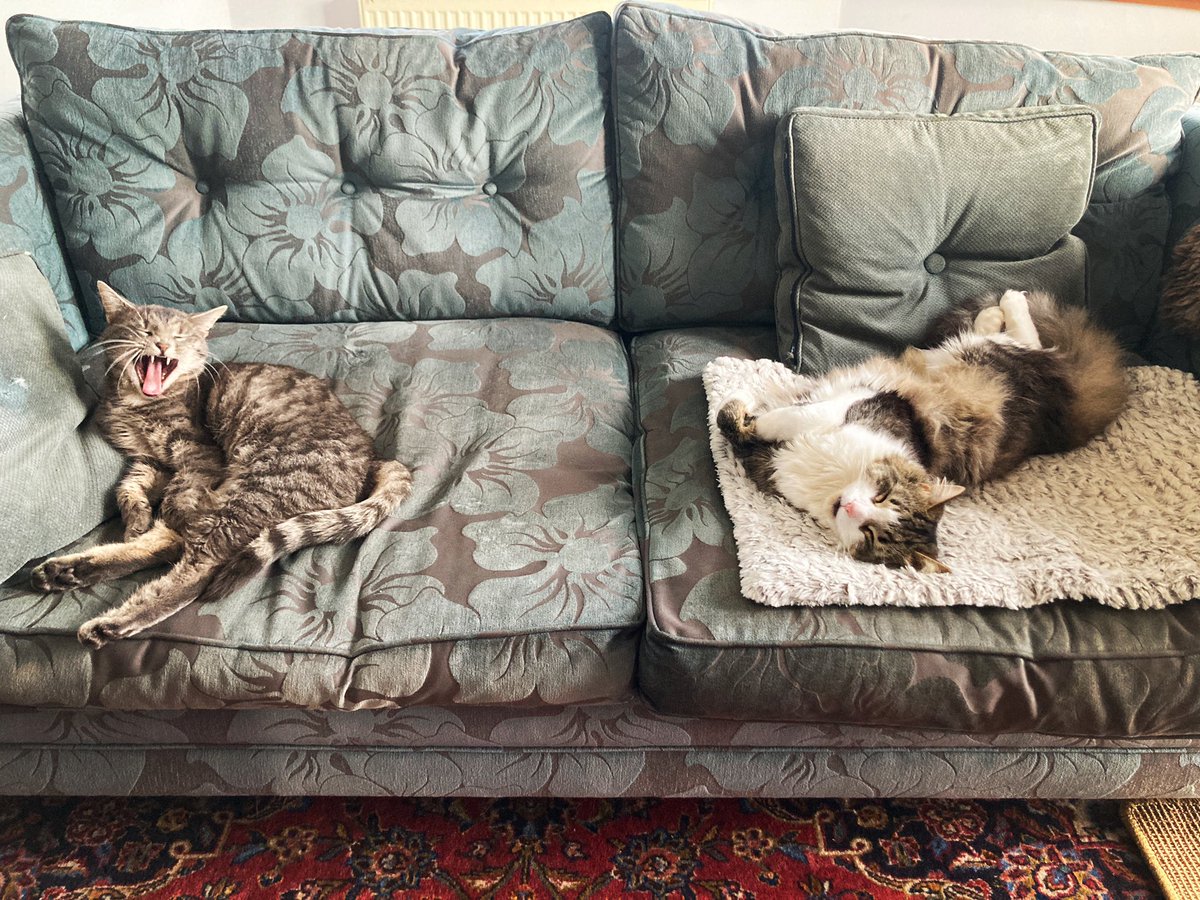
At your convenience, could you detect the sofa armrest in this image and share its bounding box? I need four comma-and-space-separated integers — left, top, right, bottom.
0, 97, 87, 349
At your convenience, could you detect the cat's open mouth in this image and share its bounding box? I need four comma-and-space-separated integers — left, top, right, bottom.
134, 355, 179, 397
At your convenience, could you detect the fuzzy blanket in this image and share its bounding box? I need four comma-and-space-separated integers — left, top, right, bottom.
702, 358, 1200, 610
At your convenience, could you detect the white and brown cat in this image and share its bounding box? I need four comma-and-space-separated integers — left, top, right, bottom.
718, 290, 1128, 572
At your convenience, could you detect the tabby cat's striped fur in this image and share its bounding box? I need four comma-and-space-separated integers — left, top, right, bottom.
32, 283, 412, 648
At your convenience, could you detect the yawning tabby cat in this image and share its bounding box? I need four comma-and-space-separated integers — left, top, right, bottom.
32, 283, 412, 648
718, 290, 1127, 572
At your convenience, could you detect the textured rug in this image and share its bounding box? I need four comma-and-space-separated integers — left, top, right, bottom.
0, 796, 1158, 898
1124, 799, 1200, 900
703, 358, 1200, 610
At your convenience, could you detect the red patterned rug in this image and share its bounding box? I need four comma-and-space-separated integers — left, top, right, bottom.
0, 797, 1158, 898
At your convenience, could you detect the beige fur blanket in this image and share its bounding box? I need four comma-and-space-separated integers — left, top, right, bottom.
703, 357, 1200, 610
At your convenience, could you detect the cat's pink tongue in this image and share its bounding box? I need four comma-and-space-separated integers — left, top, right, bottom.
142, 357, 164, 397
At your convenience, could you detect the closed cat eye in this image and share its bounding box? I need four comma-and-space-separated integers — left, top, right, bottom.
873, 489, 890, 503
860, 525, 876, 541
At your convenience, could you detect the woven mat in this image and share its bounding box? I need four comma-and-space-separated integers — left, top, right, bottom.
1123, 800, 1200, 900
703, 358, 1200, 609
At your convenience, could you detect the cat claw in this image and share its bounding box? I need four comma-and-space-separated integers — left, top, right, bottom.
77, 617, 134, 649
31, 558, 87, 592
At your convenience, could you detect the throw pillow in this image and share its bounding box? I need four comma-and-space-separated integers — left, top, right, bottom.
775, 105, 1098, 374
0, 251, 122, 582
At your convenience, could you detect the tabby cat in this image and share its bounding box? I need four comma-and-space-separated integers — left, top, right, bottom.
32, 283, 412, 648
718, 290, 1127, 572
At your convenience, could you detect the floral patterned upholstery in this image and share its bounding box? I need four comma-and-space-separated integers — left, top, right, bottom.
0, 101, 85, 348
614, 3, 1200, 357
6, 14, 615, 334
632, 327, 1200, 737
3, 702, 1199, 797
0, 319, 642, 709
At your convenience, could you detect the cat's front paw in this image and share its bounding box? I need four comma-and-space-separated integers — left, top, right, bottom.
32, 556, 93, 592
77, 615, 137, 649
123, 515, 153, 541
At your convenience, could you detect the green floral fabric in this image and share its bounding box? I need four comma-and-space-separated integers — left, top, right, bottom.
632, 326, 1200, 737
6, 15, 615, 334
1, 703, 1197, 797
614, 2, 1200, 353
0, 101, 85, 348
0, 319, 642, 709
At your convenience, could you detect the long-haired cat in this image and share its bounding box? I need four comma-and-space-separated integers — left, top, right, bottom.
1160, 221, 1200, 339
31, 282, 412, 648
718, 290, 1127, 572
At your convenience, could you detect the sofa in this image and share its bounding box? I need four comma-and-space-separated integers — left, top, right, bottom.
2, 3, 1200, 798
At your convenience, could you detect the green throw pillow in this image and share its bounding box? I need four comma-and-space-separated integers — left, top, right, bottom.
775, 105, 1098, 374
0, 251, 122, 582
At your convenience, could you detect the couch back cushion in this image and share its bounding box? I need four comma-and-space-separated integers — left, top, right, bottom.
614, 3, 1200, 351
7, 14, 615, 333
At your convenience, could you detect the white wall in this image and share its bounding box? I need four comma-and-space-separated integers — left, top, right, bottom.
3, 0, 1199, 99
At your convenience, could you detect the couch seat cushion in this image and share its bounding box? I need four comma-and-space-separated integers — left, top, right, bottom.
633, 327, 1200, 737
0, 319, 641, 710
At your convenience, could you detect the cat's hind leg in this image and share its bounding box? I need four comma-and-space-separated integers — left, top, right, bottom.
76, 551, 219, 648
998, 290, 1043, 349
32, 521, 182, 592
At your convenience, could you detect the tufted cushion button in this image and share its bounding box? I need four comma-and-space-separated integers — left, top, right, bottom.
340, 180, 357, 196
923, 252, 947, 275
482, 181, 498, 196
195, 180, 210, 195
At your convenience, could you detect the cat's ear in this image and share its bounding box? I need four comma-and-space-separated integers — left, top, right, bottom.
921, 480, 965, 509
912, 551, 952, 575
96, 281, 136, 322
190, 305, 228, 335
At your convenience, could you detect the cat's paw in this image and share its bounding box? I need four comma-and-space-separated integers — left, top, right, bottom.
998, 289, 1029, 320
973, 306, 1005, 336
31, 556, 93, 592
121, 510, 153, 541
77, 616, 137, 649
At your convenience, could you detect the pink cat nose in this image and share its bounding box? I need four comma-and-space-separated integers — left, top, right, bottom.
156, 342, 169, 354
841, 499, 869, 521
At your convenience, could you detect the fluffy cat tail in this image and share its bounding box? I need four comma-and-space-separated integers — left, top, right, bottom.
1024, 291, 1129, 448
203, 458, 413, 601
1160, 223, 1200, 338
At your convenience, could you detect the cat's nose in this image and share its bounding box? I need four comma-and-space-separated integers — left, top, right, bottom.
842, 500, 869, 521
156, 342, 169, 355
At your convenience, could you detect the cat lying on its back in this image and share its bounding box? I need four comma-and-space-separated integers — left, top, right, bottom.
718, 290, 1128, 572
32, 283, 412, 647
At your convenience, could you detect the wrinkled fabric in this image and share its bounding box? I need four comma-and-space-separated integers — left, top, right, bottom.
0, 319, 642, 709
7, 14, 615, 333
633, 326, 1200, 737
614, 2, 1200, 346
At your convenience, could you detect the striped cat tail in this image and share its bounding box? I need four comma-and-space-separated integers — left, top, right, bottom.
203, 458, 413, 601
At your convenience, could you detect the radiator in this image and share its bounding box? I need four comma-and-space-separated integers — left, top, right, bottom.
358, 0, 712, 29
